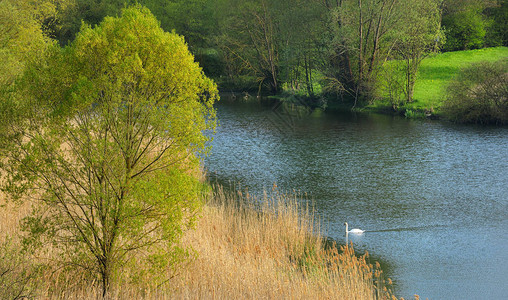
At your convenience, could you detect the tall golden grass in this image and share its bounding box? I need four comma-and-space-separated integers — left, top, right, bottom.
0, 184, 398, 299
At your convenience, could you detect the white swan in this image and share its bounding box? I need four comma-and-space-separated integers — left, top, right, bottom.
344, 222, 365, 234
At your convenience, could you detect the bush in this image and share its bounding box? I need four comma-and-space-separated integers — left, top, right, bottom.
442, 59, 508, 124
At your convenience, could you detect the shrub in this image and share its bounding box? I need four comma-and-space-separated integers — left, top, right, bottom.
442, 59, 508, 124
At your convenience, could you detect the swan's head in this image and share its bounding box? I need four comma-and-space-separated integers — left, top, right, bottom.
343, 222, 348, 226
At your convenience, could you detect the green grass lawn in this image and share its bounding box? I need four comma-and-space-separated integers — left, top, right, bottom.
369, 46, 508, 115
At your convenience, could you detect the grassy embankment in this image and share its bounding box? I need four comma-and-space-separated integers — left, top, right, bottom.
0, 184, 398, 299
368, 46, 508, 117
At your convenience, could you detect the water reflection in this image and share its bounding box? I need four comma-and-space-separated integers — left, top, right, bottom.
366, 224, 449, 233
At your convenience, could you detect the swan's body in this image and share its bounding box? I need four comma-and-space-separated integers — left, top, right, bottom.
344, 222, 365, 234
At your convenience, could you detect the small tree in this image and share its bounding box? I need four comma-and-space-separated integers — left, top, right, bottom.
379, 61, 406, 110
395, 0, 443, 103
1, 5, 217, 296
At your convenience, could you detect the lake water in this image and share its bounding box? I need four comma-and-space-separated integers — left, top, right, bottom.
203, 98, 508, 300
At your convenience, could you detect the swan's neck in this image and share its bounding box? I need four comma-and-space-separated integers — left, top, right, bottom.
345, 223, 348, 232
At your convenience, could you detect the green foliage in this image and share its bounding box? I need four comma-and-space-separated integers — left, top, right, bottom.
442, 5, 488, 51
485, 0, 508, 47
213, 0, 327, 94
404, 109, 427, 119
215, 0, 282, 93
442, 59, 508, 124
0, 0, 70, 138
275, 0, 327, 96
55, 0, 222, 79
54, 0, 217, 49
378, 61, 406, 110
148, 0, 217, 49
1, 4, 217, 295
0, 0, 55, 89
41, 0, 507, 106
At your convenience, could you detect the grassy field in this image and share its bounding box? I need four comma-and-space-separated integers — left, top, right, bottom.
0, 184, 398, 299
369, 46, 508, 115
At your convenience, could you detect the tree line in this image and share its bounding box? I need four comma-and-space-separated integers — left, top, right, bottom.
2, 0, 506, 106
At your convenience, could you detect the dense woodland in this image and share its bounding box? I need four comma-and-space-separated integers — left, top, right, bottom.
2, 0, 507, 109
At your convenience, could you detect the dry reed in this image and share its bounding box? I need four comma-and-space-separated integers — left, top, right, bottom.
0, 184, 398, 299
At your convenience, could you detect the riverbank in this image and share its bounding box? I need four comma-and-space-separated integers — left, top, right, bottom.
254, 47, 508, 120
363, 46, 508, 118
0, 184, 396, 299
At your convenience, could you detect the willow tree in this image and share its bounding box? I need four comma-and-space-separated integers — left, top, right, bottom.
1, 5, 217, 296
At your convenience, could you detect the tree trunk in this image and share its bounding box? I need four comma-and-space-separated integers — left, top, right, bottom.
101, 260, 111, 298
